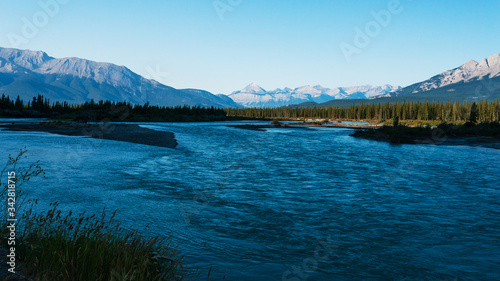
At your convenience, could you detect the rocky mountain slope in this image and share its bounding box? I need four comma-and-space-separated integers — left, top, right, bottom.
376, 53, 500, 99
0, 47, 240, 108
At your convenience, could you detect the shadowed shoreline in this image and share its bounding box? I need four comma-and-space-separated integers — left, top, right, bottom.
350, 123, 500, 149
0, 122, 178, 148
227, 122, 381, 131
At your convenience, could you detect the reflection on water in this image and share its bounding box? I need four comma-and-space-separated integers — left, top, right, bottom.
1, 120, 499, 280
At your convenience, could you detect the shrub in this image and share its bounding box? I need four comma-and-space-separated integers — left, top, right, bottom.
1, 150, 189, 281
19, 203, 186, 281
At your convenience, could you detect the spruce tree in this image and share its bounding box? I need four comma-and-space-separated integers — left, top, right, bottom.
469, 102, 478, 124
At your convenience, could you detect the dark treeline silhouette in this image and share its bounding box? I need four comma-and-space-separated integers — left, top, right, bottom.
3, 94, 499, 123
0, 94, 227, 122
225, 100, 500, 123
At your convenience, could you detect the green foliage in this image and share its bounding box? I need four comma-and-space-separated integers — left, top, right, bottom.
225, 100, 500, 123
353, 122, 500, 143
0, 94, 24, 111
19, 203, 186, 281
0, 148, 44, 219
0, 95, 227, 122
392, 115, 399, 127
437, 121, 500, 137
1, 150, 190, 281
390, 120, 457, 127
469, 102, 478, 124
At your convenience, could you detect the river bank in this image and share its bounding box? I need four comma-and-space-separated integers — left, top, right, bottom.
0, 122, 178, 148
228, 121, 381, 131
351, 122, 500, 149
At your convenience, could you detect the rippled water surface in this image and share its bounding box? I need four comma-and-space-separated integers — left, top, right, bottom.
1, 120, 499, 280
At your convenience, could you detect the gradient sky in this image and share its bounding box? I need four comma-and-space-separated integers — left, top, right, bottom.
1, 0, 499, 94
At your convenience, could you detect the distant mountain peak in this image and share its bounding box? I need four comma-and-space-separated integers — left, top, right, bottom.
241, 82, 266, 94
464, 59, 478, 65
486, 53, 500, 66
458, 54, 500, 78
0, 47, 52, 69
294, 85, 321, 96
227, 83, 400, 108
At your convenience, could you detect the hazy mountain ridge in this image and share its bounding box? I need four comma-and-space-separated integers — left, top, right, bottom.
0, 47, 240, 108
227, 83, 401, 108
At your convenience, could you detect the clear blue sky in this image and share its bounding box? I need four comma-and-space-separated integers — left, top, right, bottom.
1, 0, 499, 94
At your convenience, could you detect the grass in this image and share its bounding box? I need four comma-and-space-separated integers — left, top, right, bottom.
378, 119, 466, 126
1, 149, 190, 281
17, 203, 186, 281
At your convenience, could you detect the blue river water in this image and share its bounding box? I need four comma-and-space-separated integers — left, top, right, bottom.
1, 120, 499, 280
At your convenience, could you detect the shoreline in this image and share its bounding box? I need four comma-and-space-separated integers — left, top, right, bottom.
353, 132, 500, 149
350, 124, 500, 149
0, 122, 178, 149
227, 122, 381, 131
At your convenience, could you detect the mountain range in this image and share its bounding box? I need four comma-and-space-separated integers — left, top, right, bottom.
227, 54, 500, 108
288, 53, 500, 108
0, 47, 240, 108
1, 47, 499, 109
227, 83, 401, 108
377, 53, 500, 99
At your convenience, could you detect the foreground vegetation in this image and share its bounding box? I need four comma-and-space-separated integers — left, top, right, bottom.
1, 150, 189, 281
18, 204, 186, 281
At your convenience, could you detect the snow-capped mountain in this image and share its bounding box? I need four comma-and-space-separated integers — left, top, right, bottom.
0, 47, 240, 108
377, 53, 500, 99
227, 83, 401, 108
241, 82, 266, 94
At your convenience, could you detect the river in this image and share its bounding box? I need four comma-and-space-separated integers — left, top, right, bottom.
1, 120, 499, 280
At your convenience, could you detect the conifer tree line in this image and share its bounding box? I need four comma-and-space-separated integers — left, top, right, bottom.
2, 94, 499, 123
0, 94, 226, 121
225, 100, 500, 123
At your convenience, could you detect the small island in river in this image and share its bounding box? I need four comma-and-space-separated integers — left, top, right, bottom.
350, 122, 500, 148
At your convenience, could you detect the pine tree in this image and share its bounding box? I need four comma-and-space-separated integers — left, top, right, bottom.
469, 102, 478, 124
